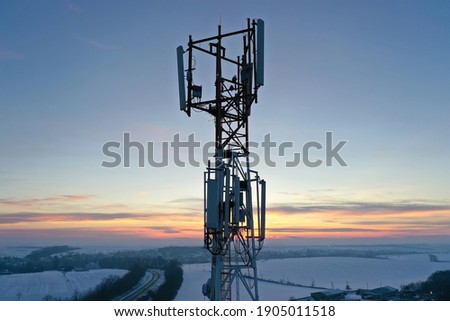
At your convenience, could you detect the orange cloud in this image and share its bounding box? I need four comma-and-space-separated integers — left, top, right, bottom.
0, 199, 449, 243
0, 212, 201, 239
266, 200, 450, 239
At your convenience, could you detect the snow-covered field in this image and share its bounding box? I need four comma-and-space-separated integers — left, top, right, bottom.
0, 269, 127, 300
2, 247, 449, 301
176, 253, 450, 301
176, 263, 312, 300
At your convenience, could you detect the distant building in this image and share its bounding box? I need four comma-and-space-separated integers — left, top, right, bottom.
357, 286, 399, 300
291, 296, 315, 301
344, 292, 362, 301
311, 289, 347, 301
291, 285, 401, 301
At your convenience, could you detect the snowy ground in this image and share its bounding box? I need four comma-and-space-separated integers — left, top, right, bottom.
176, 253, 450, 301
257, 253, 450, 290
176, 263, 321, 301
0, 269, 127, 300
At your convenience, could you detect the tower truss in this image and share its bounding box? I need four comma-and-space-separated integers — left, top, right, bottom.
177, 18, 266, 301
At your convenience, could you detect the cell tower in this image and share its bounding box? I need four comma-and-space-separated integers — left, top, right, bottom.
177, 18, 266, 301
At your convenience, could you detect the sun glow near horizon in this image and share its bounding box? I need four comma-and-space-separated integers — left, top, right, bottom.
1, 196, 449, 244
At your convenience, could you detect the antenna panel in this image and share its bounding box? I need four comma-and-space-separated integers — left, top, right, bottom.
256, 19, 265, 86
176, 45, 186, 111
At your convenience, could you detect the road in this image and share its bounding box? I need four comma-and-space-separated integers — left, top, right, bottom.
120, 270, 160, 301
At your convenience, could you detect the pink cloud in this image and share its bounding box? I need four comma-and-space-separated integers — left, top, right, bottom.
0, 195, 94, 207
0, 212, 200, 225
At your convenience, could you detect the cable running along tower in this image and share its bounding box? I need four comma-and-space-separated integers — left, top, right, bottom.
177, 18, 266, 301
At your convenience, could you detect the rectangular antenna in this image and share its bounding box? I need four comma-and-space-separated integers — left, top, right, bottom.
206, 179, 219, 229
176, 45, 186, 111
260, 179, 266, 241
256, 19, 264, 86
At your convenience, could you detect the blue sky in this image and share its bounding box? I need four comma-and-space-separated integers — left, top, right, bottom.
1, 0, 450, 245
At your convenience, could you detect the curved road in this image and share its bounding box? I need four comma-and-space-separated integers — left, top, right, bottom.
120, 270, 160, 301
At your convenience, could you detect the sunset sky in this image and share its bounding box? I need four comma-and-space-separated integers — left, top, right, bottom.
1, 0, 450, 246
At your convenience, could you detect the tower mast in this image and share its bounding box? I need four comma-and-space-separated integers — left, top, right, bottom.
177, 18, 266, 301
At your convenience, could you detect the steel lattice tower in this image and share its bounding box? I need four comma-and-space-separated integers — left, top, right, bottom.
177, 18, 266, 301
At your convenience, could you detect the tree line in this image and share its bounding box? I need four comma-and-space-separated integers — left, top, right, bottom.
74, 264, 146, 300
152, 260, 183, 301
402, 270, 450, 300
72, 260, 184, 301
0, 247, 171, 274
